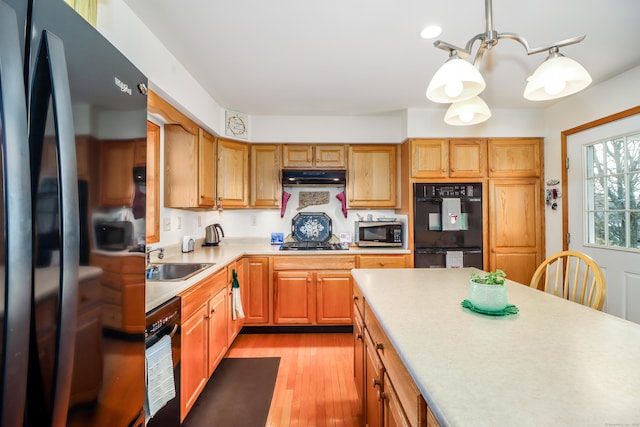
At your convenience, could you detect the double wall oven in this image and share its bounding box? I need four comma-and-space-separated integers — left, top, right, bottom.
414, 183, 483, 269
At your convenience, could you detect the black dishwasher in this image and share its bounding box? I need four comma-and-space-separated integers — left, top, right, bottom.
146, 297, 181, 427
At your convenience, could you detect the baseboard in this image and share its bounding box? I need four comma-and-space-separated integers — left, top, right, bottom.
240, 325, 353, 334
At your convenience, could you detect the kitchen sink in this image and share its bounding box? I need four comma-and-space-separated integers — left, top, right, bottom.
146, 263, 215, 282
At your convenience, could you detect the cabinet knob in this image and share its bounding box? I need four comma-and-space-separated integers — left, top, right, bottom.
372, 377, 381, 388
356, 333, 363, 340
376, 343, 384, 350
353, 295, 359, 301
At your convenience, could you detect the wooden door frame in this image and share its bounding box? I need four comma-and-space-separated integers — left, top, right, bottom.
561, 105, 640, 250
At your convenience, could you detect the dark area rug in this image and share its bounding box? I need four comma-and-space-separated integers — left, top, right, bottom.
182, 357, 280, 427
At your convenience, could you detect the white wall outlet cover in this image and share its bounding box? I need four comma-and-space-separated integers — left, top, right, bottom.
340, 232, 352, 244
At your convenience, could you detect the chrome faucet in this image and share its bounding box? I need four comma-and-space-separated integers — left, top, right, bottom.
146, 246, 165, 269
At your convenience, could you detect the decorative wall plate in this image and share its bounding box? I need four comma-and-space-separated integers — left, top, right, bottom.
291, 212, 332, 242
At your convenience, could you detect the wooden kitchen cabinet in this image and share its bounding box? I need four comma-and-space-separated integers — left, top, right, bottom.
164, 124, 216, 208
217, 137, 249, 208
179, 267, 229, 421
488, 138, 541, 177
488, 178, 544, 286
411, 138, 486, 179
272, 255, 356, 326
250, 144, 281, 208
359, 254, 409, 269
99, 139, 136, 206
365, 329, 383, 427
243, 256, 270, 324
146, 121, 160, 244
90, 253, 145, 334
316, 271, 353, 324
348, 144, 398, 208
282, 144, 346, 169
353, 297, 365, 421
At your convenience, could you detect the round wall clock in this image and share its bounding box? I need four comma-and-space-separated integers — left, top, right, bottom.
225, 110, 248, 139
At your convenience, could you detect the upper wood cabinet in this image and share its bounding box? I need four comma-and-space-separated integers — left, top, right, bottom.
146, 121, 160, 244
99, 140, 136, 206
411, 138, 486, 178
348, 144, 398, 208
164, 124, 216, 208
282, 144, 346, 169
488, 138, 542, 177
217, 138, 249, 208
250, 144, 281, 208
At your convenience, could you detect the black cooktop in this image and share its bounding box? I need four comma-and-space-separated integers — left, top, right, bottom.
280, 241, 347, 251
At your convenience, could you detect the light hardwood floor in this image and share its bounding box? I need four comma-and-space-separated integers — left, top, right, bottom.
226, 332, 361, 427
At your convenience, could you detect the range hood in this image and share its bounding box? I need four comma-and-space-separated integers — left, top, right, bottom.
282, 169, 346, 187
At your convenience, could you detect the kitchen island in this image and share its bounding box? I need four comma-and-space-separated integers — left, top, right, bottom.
351, 267, 640, 427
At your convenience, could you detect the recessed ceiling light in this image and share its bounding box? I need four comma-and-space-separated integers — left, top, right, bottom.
420, 25, 442, 39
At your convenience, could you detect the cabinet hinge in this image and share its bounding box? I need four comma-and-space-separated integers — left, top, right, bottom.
567, 232, 571, 245
566, 157, 570, 169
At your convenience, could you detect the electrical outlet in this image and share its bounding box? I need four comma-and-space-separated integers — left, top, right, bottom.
163, 217, 171, 231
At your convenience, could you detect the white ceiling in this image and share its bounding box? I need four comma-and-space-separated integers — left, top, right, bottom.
124, 0, 640, 117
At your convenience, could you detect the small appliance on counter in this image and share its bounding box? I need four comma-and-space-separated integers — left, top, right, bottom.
354, 220, 403, 247
182, 236, 195, 253
203, 223, 224, 246
94, 220, 134, 251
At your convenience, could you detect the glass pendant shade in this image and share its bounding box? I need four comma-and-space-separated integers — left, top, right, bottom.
426, 57, 486, 103
523, 53, 592, 101
444, 96, 491, 126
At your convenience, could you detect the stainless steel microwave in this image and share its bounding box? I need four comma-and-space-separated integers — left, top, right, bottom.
355, 221, 403, 247
94, 221, 133, 251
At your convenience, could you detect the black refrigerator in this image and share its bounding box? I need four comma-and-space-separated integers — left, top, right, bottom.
0, 0, 147, 425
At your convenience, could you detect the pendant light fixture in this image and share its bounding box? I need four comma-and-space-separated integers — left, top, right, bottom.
426, 0, 591, 126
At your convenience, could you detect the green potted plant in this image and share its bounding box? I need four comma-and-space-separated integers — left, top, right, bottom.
468, 269, 508, 311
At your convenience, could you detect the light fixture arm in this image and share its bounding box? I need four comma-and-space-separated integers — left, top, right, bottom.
433, 0, 586, 64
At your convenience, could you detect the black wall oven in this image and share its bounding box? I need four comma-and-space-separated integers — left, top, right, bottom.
414, 183, 483, 269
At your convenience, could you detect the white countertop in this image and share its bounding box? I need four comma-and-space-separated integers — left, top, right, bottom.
145, 238, 410, 313
351, 268, 640, 427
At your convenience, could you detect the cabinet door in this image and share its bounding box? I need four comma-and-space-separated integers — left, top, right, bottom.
488, 138, 542, 177
315, 145, 346, 168
348, 145, 397, 208
164, 124, 198, 208
411, 139, 448, 178
489, 179, 543, 285
316, 271, 352, 324
181, 304, 209, 420
383, 372, 411, 427
274, 271, 314, 324
207, 288, 228, 376
99, 140, 135, 206
217, 138, 249, 208
227, 259, 246, 344
282, 144, 314, 168
198, 129, 217, 206
146, 121, 160, 243
449, 139, 486, 178
365, 330, 383, 427
245, 257, 270, 324
251, 144, 281, 208
353, 309, 365, 418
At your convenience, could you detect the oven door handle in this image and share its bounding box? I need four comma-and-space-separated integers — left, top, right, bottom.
168, 324, 179, 338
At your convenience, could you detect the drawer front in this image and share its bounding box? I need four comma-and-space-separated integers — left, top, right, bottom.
273, 255, 356, 270
92, 254, 121, 272
180, 268, 227, 320
359, 254, 408, 269
353, 282, 365, 319
365, 303, 427, 427
102, 304, 123, 329
101, 286, 121, 305
78, 277, 101, 310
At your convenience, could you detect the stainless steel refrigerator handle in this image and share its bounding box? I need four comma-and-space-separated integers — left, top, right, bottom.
29, 30, 79, 427
0, 3, 33, 426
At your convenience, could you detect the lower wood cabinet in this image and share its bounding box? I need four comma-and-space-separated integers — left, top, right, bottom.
227, 258, 246, 343
179, 267, 230, 422
272, 255, 356, 326
244, 257, 270, 324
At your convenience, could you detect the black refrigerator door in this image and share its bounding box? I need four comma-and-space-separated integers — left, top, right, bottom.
0, 2, 34, 426
27, 0, 148, 425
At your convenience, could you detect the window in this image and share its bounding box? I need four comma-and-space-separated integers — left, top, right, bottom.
585, 132, 640, 249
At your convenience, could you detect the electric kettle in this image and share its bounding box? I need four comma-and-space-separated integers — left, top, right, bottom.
204, 223, 224, 246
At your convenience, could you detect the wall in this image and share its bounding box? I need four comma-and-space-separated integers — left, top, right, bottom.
97, 1, 640, 255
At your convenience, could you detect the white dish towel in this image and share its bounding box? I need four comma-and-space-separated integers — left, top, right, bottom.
144, 335, 175, 422
441, 198, 462, 231
232, 269, 245, 320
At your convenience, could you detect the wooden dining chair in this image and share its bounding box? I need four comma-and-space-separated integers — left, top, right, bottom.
529, 250, 606, 310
